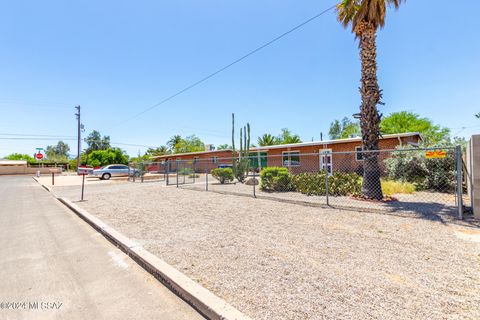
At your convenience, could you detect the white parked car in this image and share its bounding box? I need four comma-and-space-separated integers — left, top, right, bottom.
92, 164, 137, 180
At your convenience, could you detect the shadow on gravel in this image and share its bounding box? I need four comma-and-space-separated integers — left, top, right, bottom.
383, 200, 479, 227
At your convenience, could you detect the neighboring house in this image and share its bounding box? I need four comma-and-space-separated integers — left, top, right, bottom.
152, 132, 422, 174
0, 160, 28, 175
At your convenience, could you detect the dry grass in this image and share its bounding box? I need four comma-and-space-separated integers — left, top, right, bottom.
381, 179, 416, 196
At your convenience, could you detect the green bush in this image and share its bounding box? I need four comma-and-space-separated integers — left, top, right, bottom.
384, 148, 456, 192
384, 150, 428, 186
211, 168, 234, 184
423, 155, 456, 192
291, 171, 362, 196
260, 167, 293, 192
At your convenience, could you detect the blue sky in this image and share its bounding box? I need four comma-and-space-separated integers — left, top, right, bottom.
1, 0, 479, 157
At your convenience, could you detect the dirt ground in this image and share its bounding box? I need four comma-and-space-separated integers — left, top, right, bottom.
50, 177, 480, 320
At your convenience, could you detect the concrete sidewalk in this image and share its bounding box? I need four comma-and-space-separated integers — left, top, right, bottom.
0, 176, 204, 320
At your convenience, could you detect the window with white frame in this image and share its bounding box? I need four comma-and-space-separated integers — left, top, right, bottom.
355, 146, 364, 161
212, 156, 218, 163
282, 151, 300, 167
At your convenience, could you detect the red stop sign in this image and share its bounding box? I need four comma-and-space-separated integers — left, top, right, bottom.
36, 153, 43, 160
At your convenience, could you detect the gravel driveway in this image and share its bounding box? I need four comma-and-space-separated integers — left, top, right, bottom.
53, 181, 480, 320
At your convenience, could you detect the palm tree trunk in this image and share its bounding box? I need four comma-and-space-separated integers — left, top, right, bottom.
357, 21, 383, 200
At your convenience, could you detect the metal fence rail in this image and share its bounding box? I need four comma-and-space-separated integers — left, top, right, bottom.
128, 161, 167, 183
131, 146, 469, 219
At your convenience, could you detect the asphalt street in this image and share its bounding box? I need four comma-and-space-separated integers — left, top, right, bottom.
0, 175, 203, 320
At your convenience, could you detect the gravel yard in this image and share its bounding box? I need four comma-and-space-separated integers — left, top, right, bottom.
52, 180, 480, 320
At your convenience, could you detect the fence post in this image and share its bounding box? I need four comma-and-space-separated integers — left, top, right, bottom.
81, 173, 85, 201
325, 168, 329, 206
253, 169, 256, 198
206, 167, 208, 191
176, 160, 179, 187
456, 145, 463, 219
166, 161, 169, 185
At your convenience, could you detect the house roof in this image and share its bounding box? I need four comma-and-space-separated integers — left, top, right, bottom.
252, 132, 421, 151
152, 132, 421, 159
0, 160, 27, 165
151, 148, 233, 160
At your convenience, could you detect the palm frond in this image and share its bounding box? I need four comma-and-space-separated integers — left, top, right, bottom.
336, 0, 404, 32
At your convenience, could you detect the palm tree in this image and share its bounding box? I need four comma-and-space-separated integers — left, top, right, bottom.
167, 135, 183, 152
258, 133, 276, 146
337, 0, 403, 200
146, 145, 170, 156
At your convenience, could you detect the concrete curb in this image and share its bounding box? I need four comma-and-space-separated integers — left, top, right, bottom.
32, 177, 251, 320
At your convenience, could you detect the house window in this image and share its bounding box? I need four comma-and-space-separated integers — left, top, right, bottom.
282, 151, 300, 167
212, 156, 218, 164
355, 146, 364, 161
193, 156, 200, 163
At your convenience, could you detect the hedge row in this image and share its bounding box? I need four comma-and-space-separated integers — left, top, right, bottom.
260, 167, 362, 196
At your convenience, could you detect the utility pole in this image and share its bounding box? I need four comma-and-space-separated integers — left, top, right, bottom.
75, 105, 81, 170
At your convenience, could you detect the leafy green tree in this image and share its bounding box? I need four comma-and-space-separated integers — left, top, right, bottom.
217, 144, 232, 150
258, 133, 276, 146
328, 117, 361, 139
276, 128, 302, 144
337, 0, 404, 199
381, 111, 450, 145
4, 153, 35, 163
82, 148, 129, 167
84, 130, 111, 153
172, 135, 205, 154
45, 141, 70, 161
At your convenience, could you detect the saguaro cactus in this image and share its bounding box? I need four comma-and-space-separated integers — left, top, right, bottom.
231, 113, 250, 183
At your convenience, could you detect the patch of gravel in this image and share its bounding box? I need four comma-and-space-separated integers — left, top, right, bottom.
53, 182, 480, 320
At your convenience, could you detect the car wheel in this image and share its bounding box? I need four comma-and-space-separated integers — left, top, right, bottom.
102, 173, 111, 180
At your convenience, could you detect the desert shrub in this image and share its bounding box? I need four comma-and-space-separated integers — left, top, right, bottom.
423, 155, 456, 192
260, 167, 293, 191
381, 179, 416, 196
384, 148, 456, 192
211, 168, 234, 184
292, 171, 361, 196
384, 150, 428, 185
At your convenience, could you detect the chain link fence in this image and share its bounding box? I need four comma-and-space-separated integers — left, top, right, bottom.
132, 147, 469, 218
128, 161, 167, 183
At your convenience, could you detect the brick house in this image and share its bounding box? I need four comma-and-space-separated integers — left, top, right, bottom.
152, 132, 421, 174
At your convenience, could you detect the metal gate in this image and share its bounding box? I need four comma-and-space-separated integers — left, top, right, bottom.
166, 160, 196, 186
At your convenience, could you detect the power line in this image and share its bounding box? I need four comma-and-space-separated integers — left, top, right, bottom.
110, 4, 337, 128
0, 133, 76, 138
0, 137, 76, 141
0, 136, 156, 149
111, 142, 157, 148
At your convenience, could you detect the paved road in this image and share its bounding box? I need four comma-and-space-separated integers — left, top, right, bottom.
0, 176, 204, 320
